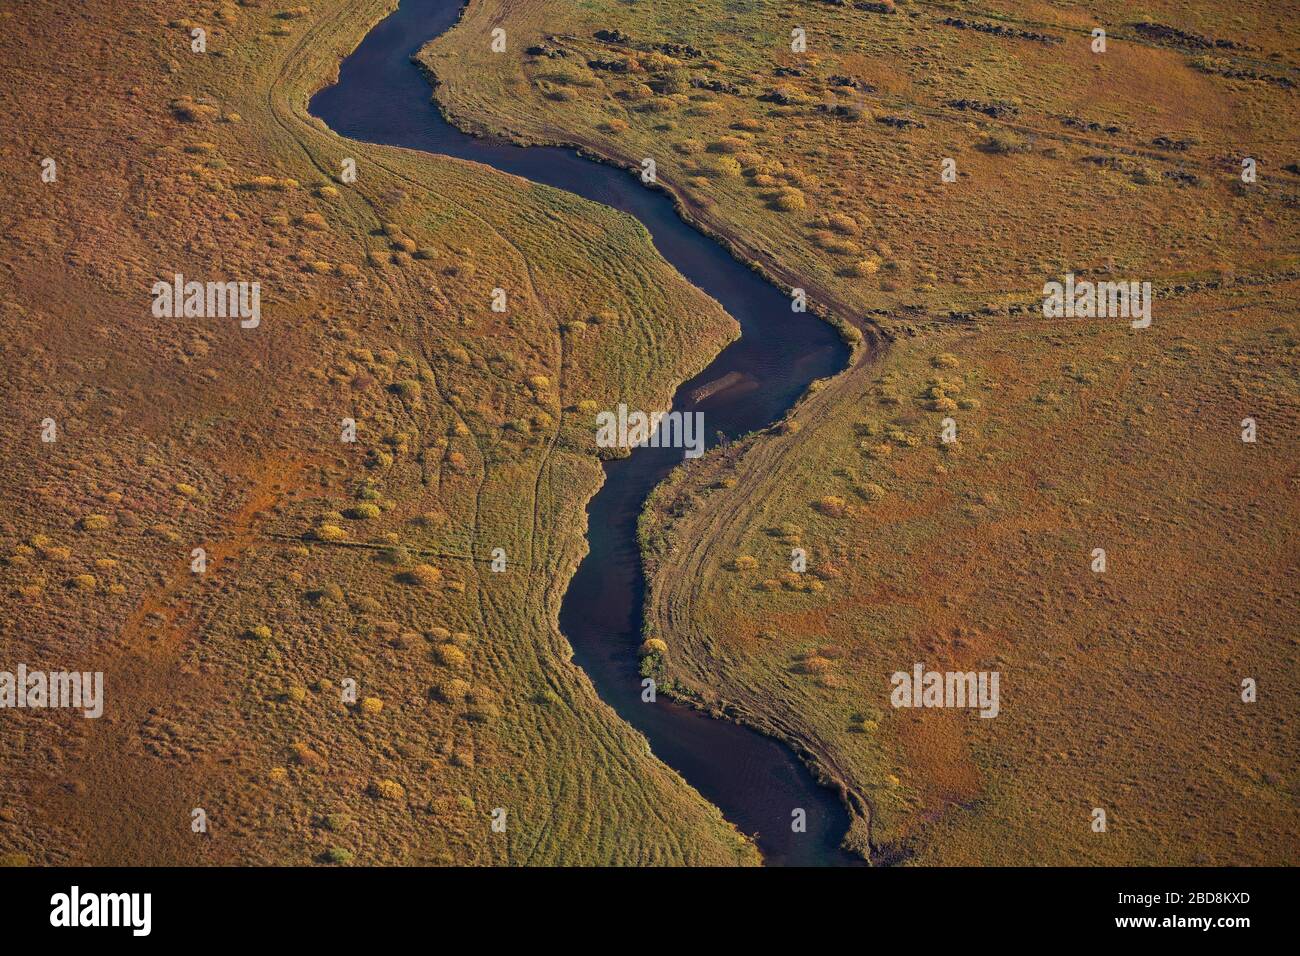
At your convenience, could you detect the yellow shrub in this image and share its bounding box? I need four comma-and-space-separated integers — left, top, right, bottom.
403, 564, 442, 587
370, 779, 405, 800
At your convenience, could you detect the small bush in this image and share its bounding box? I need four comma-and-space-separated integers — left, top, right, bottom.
173, 99, 219, 123
401, 564, 442, 587
306, 583, 344, 604
435, 678, 471, 702
705, 155, 742, 177
861, 483, 888, 502
639, 638, 669, 655
848, 257, 881, 277
433, 643, 467, 668
369, 779, 405, 801
797, 655, 833, 674
391, 379, 422, 400
977, 132, 1030, 154
827, 213, 860, 235
770, 188, 806, 211
412, 511, 447, 529
815, 495, 848, 518
464, 702, 500, 723
291, 742, 325, 768
707, 136, 747, 154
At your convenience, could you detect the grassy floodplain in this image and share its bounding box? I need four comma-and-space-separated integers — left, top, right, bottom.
427, 0, 1300, 863
0, 0, 757, 865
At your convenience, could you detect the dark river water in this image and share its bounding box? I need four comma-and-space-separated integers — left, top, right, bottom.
311, 0, 858, 865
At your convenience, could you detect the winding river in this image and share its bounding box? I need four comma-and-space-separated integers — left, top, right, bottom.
311, 0, 858, 865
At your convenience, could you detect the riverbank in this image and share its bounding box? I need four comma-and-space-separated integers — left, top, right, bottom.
311, 0, 878, 864
417, 0, 1300, 865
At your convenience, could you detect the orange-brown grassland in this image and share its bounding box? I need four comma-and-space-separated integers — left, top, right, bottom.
1, 0, 1296, 869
